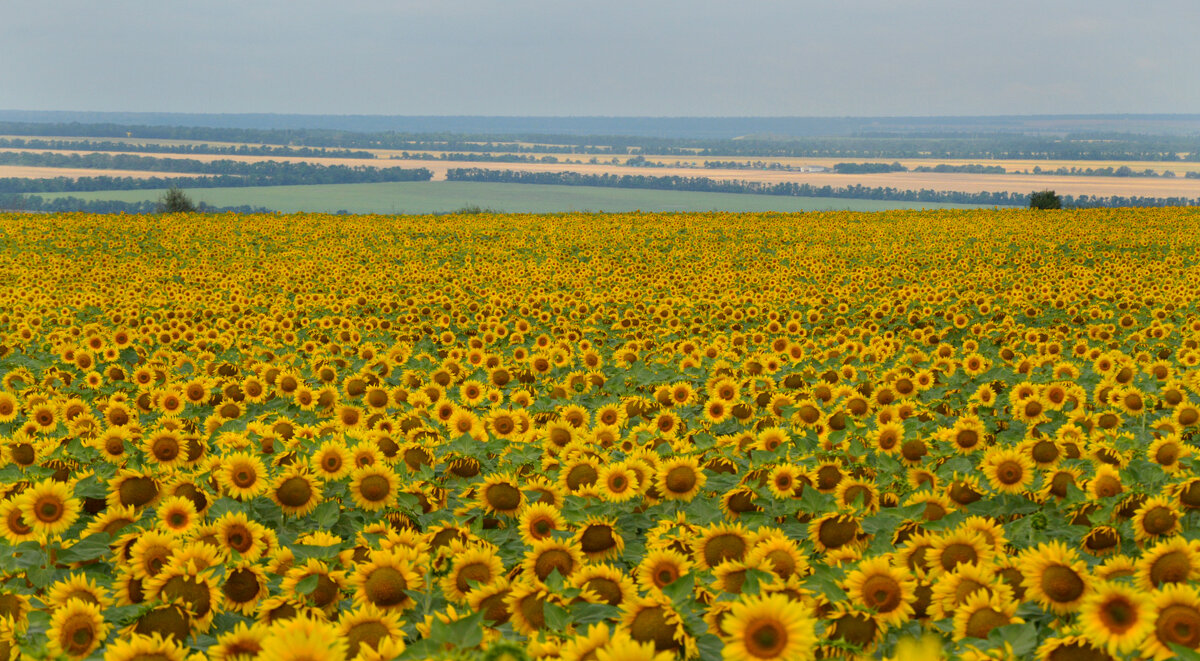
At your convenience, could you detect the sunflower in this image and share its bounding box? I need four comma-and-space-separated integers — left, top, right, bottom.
655, 456, 706, 501
575, 517, 624, 561
281, 558, 346, 615
46, 573, 112, 611
337, 603, 406, 660
506, 578, 560, 636
834, 478, 879, 513
311, 441, 353, 480
597, 462, 641, 502
636, 549, 693, 595
980, 446, 1034, 494
441, 546, 505, 602
270, 469, 323, 517
946, 416, 987, 454
870, 421, 904, 455
103, 633, 189, 661
155, 495, 198, 536
523, 538, 584, 584
217, 451, 269, 500
128, 530, 181, 580
952, 590, 1022, 641
843, 556, 915, 627
0, 498, 35, 544
1148, 435, 1190, 473
927, 529, 992, 576
1143, 583, 1200, 660
1137, 537, 1200, 591
0, 392, 18, 423
571, 563, 637, 608
1087, 465, 1124, 500
349, 464, 399, 512
210, 622, 269, 661
214, 511, 270, 562
929, 563, 1012, 620
258, 616, 349, 661
746, 537, 809, 583
1020, 541, 1091, 615
144, 565, 222, 632
1079, 581, 1153, 656
221, 563, 270, 615
622, 594, 692, 656
807, 514, 862, 554
468, 472, 523, 517
467, 577, 513, 627
720, 592, 816, 660
517, 502, 567, 545
351, 548, 424, 611
16, 478, 80, 538
46, 598, 108, 658
1132, 496, 1182, 543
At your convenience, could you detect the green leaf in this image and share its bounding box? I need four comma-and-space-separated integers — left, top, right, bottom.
990, 622, 1038, 657
571, 602, 620, 625
446, 610, 485, 648
295, 574, 320, 595
58, 533, 113, 563
543, 601, 570, 631
312, 500, 340, 529
662, 571, 695, 605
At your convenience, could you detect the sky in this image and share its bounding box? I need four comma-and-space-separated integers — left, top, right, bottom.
2, 0, 1198, 117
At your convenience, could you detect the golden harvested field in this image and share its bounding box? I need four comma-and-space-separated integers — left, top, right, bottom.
3, 208, 1200, 659
6, 147, 1200, 200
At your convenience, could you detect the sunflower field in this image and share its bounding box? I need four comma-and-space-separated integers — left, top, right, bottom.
2, 209, 1200, 660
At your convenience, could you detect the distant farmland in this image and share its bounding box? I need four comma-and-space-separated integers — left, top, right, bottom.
46, 181, 991, 214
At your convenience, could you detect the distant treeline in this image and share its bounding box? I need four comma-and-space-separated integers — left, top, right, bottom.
395, 151, 562, 163
0, 152, 431, 194
0, 137, 374, 159
833, 162, 907, 174
445, 168, 1200, 209
6, 121, 1200, 161
0, 193, 270, 215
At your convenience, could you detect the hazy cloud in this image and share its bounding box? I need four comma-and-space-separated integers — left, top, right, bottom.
2, 0, 1197, 116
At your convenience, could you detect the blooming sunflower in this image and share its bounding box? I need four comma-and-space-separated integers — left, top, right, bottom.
46, 598, 108, 658
636, 549, 693, 595
1131, 496, 1182, 543
1020, 541, 1091, 615
622, 594, 692, 657
1078, 581, 1153, 656
979, 446, 1034, 494
16, 478, 80, 538
349, 464, 399, 512
597, 462, 641, 502
337, 603, 406, 659
351, 548, 424, 611
655, 456, 706, 501
217, 451, 269, 500
258, 616, 349, 661
270, 469, 323, 517
720, 592, 816, 660
843, 556, 915, 627
103, 633, 189, 661
952, 590, 1022, 641
441, 545, 505, 602
1136, 537, 1200, 591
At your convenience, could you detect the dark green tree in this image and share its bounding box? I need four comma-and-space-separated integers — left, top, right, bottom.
157, 186, 196, 213
1029, 190, 1062, 210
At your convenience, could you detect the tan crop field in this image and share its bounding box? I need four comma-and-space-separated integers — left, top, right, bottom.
5, 146, 1200, 199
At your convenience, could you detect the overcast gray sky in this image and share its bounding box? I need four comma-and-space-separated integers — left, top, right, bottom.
2, 0, 1197, 117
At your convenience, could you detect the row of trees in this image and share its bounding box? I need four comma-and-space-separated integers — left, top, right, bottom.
0, 189, 269, 214
445, 168, 1200, 209
0, 154, 432, 194
0, 137, 373, 158
5, 120, 1200, 161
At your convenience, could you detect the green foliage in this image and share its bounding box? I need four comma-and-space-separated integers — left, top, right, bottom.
157, 186, 197, 213
1029, 189, 1062, 210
